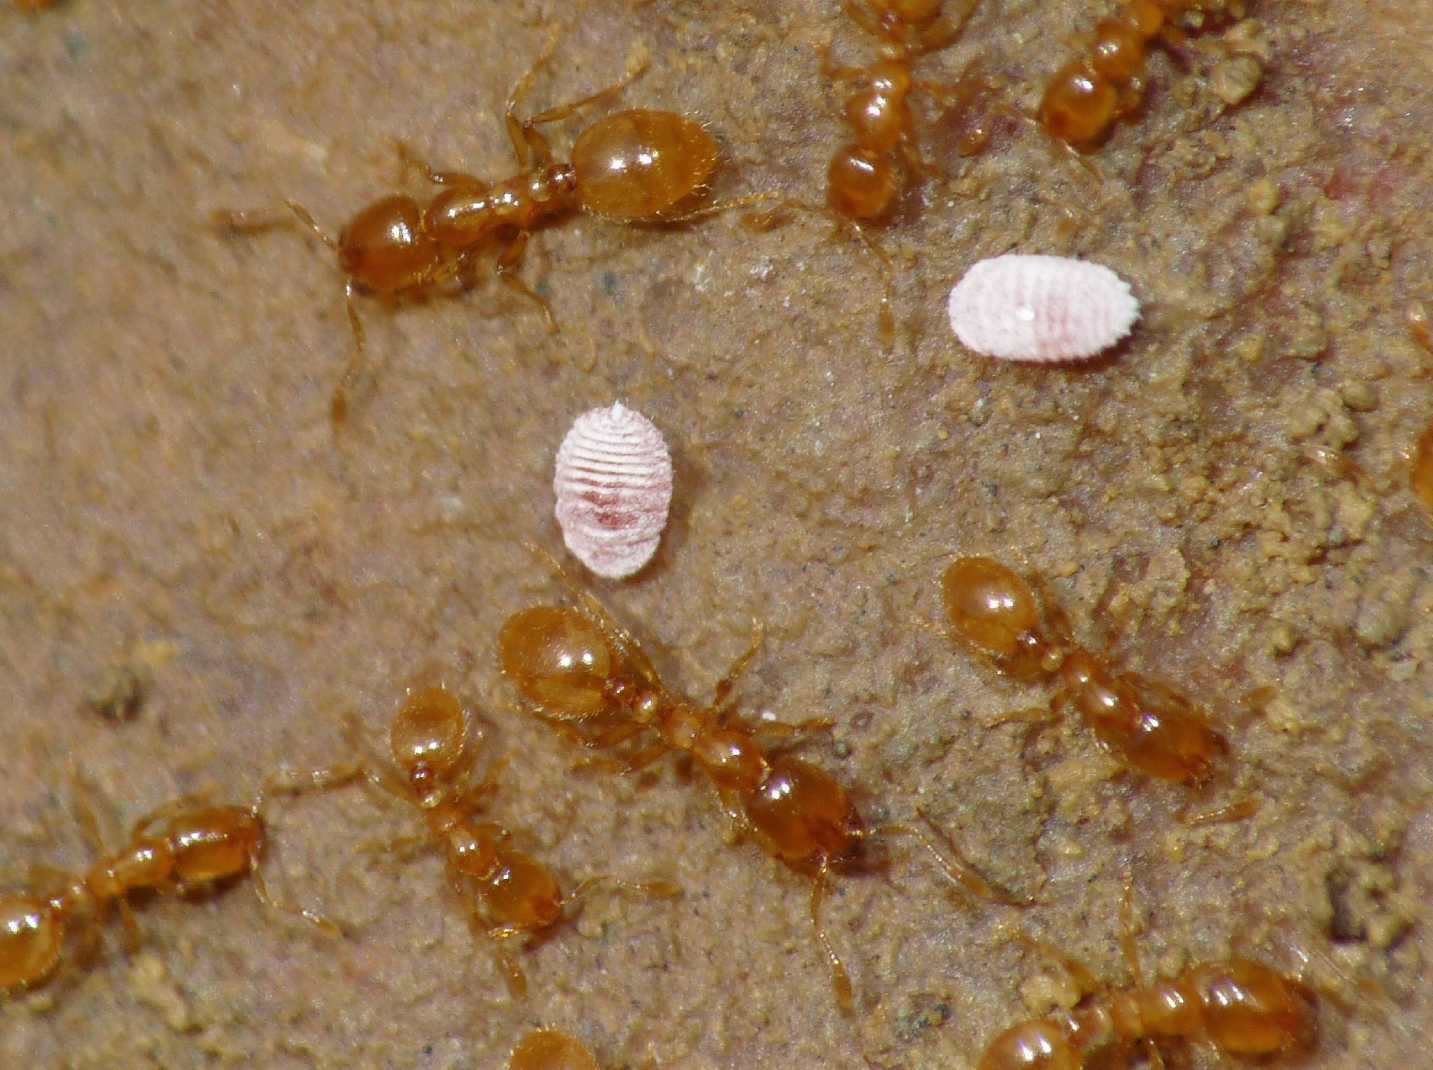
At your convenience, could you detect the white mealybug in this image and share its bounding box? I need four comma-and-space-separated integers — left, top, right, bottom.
553, 402, 674, 580
947, 254, 1140, 362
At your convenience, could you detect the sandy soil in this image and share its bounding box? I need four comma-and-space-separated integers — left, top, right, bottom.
2, 0, 1431, 1066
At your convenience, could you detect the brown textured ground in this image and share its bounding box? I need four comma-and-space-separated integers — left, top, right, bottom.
3, 0, 1431, 1067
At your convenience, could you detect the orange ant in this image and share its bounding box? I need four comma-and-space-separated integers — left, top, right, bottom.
1038, 0, 1238, 151
498, 546, 1028, 1012
822, 0, 981, 222
977, 877, 1315, 1068
0, 780, 334, 994
941, 557, 1250, 807
217, 33, 750, 427
509, 1029, 600, 1070
293, 682, 677, 997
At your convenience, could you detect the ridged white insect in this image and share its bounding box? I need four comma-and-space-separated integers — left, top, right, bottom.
553, 402, 673, 580
947, 254, 1139, 362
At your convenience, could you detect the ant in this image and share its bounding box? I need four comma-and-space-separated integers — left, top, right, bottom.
509, 1029, 600, 1070
1038, 0, 1238, 151
0, 780, 334, 994
822, 0, 982, 222
217, 32, 749, 427
940, 556, 1247, 805
499, 545, 1028, 1012
976, 876, 1315, 1068
292, 681, 677, 997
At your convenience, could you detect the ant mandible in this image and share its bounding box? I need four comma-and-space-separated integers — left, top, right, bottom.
940, 557, 1250, 808
822, 0, 982, 221
1038, 0, 1239, 152
217, 31, 740, 427
976, 876, 1315, 1068
287, 682, 677, 997
498, 545, 1028, 1012
0, 779, 334, 994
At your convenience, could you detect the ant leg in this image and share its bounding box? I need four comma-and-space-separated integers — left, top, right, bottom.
481, 921, 530, 998
330, 283, 367, 429
911, 0, 981, 56
1008, 927, 1102, 998
711, 618, 765, 712
1115, 876, 1169, 1070
841, 0, 889, 41
392, 140, 487, 190
810, 859, 855, 1014
337, 713, 413, 804
255, 762, 368, 807
209, 200, 336, 253
457, 755, 510, 809
65, 767, 122, 852
817, 43, 868, 84
502, 26, 564, 169
1119, 870, 1145, 986
898, 125, 944, 182
574, 739, 670, 778
657, 191, 783, 226
1176, 798, 1260, 826
246, 841, 344, 937
508, 47, 651, 167
247, 765, 369, 937
746, 717, 837, 746
283, 200, 338, 250
357, 832, 432, 863
880, 813, 1033, 907
563, 874, 681, 911
715, 787, 752, 837
494, 232, 558, 332
127, 791, 219, 841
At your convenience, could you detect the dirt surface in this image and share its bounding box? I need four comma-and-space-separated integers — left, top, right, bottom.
2, 0, 1431, 1067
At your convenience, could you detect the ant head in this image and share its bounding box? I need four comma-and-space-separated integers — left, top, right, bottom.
390, 686, 469, 786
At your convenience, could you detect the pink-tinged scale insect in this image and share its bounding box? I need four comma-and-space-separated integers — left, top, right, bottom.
947, 254, 1139, 362
553, 402, 673, 581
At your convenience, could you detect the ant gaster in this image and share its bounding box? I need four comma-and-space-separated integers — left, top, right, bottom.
499, 546, 1027, 1012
